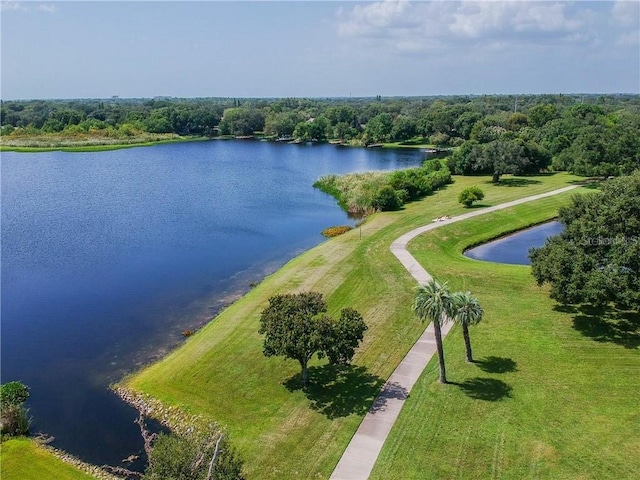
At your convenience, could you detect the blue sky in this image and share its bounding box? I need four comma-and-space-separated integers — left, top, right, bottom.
1, 1, 639, 99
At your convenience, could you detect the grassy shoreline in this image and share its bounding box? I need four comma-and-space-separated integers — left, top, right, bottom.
122, 172, 594, 479
0, 438, 115, 480
0, 134, 441, 153
0, 135, 211, 153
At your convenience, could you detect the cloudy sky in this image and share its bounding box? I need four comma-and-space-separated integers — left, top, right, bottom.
1, 0, 639, 99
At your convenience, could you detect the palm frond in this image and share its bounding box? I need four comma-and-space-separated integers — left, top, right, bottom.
413, 278, 452, 324
451, 291, 484, 326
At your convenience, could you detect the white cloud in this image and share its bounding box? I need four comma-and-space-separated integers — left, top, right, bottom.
617, 30, 640, 46
37, 4, 56, 13
338, 1, 598, 54
1, 0, 28, 12
612, 0, 639, 27
1, 1, 56, 13
338, 0, 420, 37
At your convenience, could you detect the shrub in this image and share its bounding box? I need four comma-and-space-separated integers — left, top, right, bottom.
1, 382, 29, 406
372, 185, 403, 211
144, 426, 245, 480
321, 226, 352, 237
0, 381, 31, 436
0, 404, 30, 436
458, 186, 485, 208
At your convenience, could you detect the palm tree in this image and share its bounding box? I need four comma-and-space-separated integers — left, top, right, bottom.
413, 278, 453, 383
451, 291, 484, 363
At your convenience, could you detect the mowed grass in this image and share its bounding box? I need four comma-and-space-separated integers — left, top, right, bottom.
0, 438, 98, 480
370, 198, 640, 479
124, 172, 590, 479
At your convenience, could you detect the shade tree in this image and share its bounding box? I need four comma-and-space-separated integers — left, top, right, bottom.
259, 292, 367, 386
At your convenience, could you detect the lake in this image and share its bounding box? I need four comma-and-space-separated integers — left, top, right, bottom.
0, 140, 425, 469
464, 221, 564, 265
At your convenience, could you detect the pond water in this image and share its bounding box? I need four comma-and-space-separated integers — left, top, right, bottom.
464, 221, 564, 265
1, 140, 425, 469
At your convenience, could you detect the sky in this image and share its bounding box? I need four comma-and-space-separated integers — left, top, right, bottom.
1, 0, 639, 99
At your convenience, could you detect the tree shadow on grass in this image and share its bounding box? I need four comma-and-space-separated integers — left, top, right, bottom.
485, 178, 542, 187
452, 378, 513, 401
283, 364, 384, 419
563, 304, 640, 349
569, 179, 603, 190
474, 356, 518, 373
369, 381, 409, 415
464, 203, 490, 209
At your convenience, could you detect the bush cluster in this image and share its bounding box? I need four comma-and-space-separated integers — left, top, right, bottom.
0, 381, 30, 436
458, 186, 485, 207
314, 159, 452, 215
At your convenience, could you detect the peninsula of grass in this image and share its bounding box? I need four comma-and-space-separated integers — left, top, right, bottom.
123, 172, 593, 479
0, 438, 104, 480
369, 197, 639, 480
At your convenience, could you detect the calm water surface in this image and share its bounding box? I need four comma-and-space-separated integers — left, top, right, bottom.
1, 140, 424, 469
464, 221, 564, 265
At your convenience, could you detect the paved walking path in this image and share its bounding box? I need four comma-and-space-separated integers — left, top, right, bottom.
329, 185, 579, 480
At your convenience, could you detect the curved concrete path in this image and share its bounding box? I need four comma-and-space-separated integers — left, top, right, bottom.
329, 185, 579, 480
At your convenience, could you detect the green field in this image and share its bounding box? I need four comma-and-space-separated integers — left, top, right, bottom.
0, 438, 101, 480
123, 172, 619, 479
369, 199, 639, 479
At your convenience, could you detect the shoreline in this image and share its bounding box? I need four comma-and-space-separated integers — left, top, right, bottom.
461, 217, 561, 254
0, 135, 440, 154
0, 135, 212, 153
120, 174, 586, 478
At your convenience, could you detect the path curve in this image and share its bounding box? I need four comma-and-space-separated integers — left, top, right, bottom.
329, 185, 579, 480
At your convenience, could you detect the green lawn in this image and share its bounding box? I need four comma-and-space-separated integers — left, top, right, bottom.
0, 438, 100, 480
370, 198, 639, 479
124, 172, 595, 479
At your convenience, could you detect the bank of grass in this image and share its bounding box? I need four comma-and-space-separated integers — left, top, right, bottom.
381, 137, 442, 149
0, 438, 101, 480
124, 172, 590, 479
370, 197, 639, 479
0, 134, 210, 152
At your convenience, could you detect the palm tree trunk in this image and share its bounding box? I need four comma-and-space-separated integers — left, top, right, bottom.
462, 323, 473, 363
433, 318, 447, 383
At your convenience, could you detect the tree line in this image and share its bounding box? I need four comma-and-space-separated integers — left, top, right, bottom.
2, 94, 639, 176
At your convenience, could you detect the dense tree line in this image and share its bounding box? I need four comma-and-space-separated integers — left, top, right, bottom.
2, 94, 639, 176
530, 172, 640, 312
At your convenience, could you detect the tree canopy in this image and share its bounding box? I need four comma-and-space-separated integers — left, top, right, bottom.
258, 292, 367, 386
530, 171, 640, 311
458, 186, 485, 208
2, 94, 638, 177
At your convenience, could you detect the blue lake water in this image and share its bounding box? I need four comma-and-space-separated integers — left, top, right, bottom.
1, 140, 425, 469
464, 221, 564, 265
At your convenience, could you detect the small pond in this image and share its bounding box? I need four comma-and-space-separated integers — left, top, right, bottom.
464, 221, 564, 265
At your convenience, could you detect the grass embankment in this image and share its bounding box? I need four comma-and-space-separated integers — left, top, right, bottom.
370, 197, 639, 479
0, 134, 209, 152
0, 438, 102, 480
124, 172, 590, 479
382, 140, 437, 149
